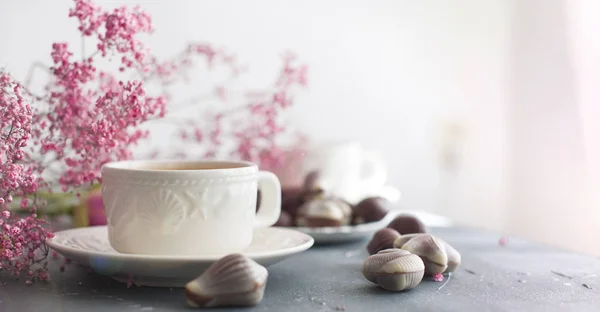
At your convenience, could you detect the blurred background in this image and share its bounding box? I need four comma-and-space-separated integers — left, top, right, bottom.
1, 0, 599, 256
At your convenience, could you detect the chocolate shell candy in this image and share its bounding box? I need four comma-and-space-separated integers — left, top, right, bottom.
295, 197, 352, 227
393, 233, 462, 275
397, 234, 447, 275
362, 249, 425, 291
366, 228, 401, 255
352, 197, 390, 225
362, 249, 409, 283
302, 170, 322, 191
394, 234, 448, 276
185, 254, 268, 308
386, 214, 427, 234
377, 253, 425, 291
444, 241, 462, 273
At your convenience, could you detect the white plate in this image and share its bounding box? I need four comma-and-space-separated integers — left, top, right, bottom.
46, 226, 314, 287
294, 210, 453, 244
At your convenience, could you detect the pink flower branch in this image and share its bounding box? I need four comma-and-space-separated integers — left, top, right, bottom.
0, 0, 308, 283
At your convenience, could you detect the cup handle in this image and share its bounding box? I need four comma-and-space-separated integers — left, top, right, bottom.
358, 151, 388, 191
255, 171, 282, 228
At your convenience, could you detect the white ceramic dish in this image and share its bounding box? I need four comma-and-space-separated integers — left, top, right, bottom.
294, 210, 453, 244
46, 226, 314, 287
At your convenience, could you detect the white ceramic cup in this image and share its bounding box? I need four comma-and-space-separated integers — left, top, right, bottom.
304, 141, 388, 204
101, 160, 281, 256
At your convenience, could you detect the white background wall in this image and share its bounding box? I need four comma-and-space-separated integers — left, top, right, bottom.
1, 0, 598, 256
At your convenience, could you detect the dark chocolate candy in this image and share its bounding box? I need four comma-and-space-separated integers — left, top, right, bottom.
352, 197, 391, 225
274, 210, 293, 227
281, 187, 305, 218
282, 187, 304, 200
281, 187, 327, 219
387, 214, 427, 234
296, 197, 352, 227
302, 170, 321, 191
366, 228, 402, 255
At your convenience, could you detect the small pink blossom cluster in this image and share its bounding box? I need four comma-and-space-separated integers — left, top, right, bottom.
39, 0, 166, 189
69, 0, 153, 71
0, 73, 40, 204
231, 54, 308, 170
0, 211, 54, 284
1, 0, 307, 283
146, 43, 236, 86
176, 53, 308, 170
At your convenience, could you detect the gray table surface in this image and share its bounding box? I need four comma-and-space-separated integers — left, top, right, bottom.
1, 226, 600, 312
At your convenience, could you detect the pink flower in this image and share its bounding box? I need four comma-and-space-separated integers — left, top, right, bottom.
0, 0, 308, 285
0, 211, 53, 282
69, 0, 104, 36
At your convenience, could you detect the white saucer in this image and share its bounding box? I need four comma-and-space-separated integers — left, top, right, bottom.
295, 210, 454, 244
46, 226, 314, 287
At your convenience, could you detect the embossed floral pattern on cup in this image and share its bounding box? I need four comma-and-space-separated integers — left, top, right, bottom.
138, 188, 186, 235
